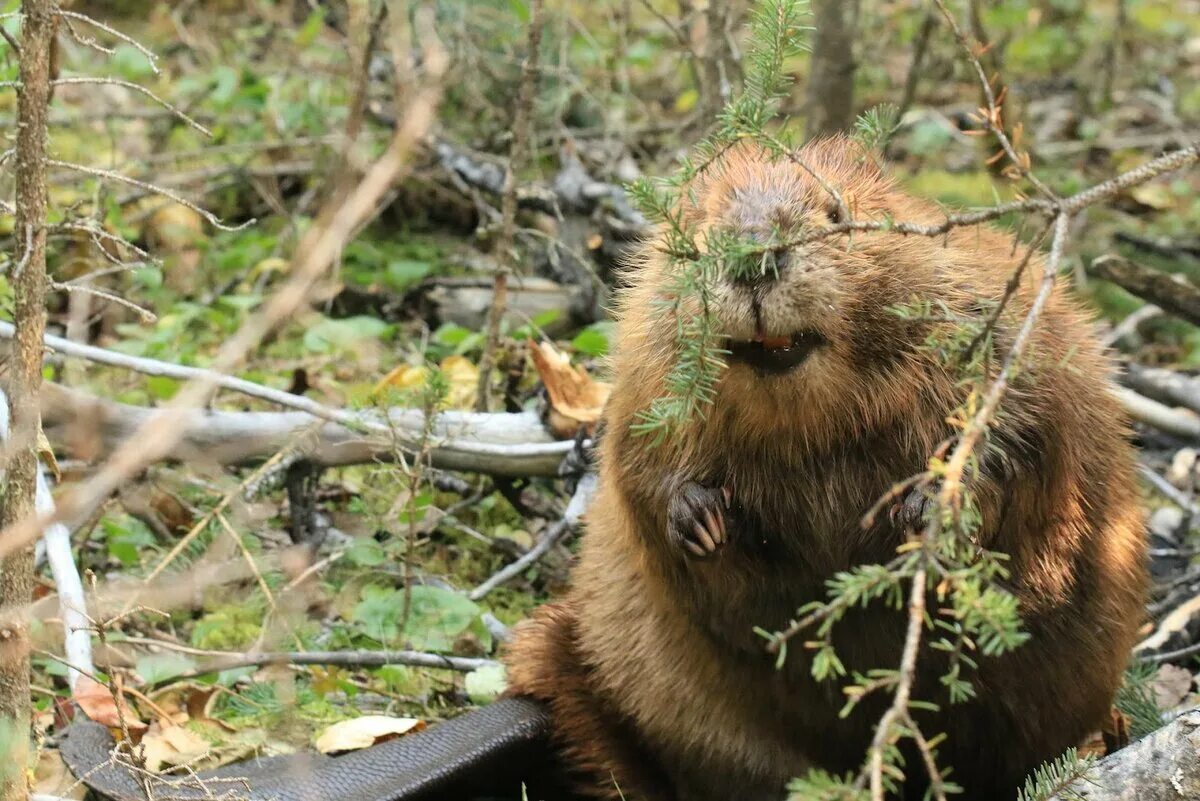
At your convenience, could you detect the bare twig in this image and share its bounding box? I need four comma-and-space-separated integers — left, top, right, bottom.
469, 471, 596, 601
476, 0, 544, 411
46, 159, 251, 232
54, 10, 159, 71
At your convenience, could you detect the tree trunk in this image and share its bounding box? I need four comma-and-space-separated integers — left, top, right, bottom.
804, 0, 860, 140
0, 2, 54, 799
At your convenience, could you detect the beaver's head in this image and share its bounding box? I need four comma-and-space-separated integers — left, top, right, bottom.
634, 138, 964, 443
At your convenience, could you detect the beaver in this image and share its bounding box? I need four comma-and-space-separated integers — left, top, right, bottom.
504, 136, 1147, 801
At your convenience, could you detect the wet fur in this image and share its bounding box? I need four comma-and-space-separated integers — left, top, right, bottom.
505, 138, 1147, 801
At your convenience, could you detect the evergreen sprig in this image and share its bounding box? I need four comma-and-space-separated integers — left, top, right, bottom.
1015, 748, 1094, 801
628, 0, 811, 437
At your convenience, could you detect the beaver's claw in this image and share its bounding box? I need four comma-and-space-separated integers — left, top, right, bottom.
889, 486, 933, 534
668, 481, 732, 559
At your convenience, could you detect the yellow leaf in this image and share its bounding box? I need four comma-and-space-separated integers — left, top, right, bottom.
674, 88, 699, 113
439, 355, 480, 409
1130, 183, 1175, 211
314, 715, 426, 754
373, 364, 430, 396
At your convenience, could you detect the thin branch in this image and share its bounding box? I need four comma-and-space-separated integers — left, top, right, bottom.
476, 0, 544, 411
54, 10, 159, 72
469, 471, 596, 601
932, 0, 1055, 200
49, 77, 211, 135
46, 159, 252, 232
865, 561, 928, 801
47, 281, 157, 323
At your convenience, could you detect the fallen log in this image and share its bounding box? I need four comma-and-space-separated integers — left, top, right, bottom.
1053, 709, 1200, 800
40, 382, 573, 477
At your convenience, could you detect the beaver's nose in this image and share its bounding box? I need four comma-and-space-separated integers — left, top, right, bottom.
730, 247, 790, 289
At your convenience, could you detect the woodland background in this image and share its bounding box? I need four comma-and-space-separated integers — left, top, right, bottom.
0, 0, 1199, 799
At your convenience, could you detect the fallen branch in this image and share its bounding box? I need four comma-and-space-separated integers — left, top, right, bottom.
1123, 364, 1200, 417
469, 471, 596, 601
1115, 387, 1200, 440
1051, 709, 1200, 800
39, 382, 574, 477
1, 320, 380, 434
1090, 255, 1200, 327
137, 646, 496, 683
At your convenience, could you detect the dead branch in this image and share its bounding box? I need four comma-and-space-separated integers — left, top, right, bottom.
38, 382, 574, 477
469, 471, 596, 601
1115, 387, 1200, 440
477, 0, 544, 411
1123, 364, 1200, 418
1090, 255, 1200, 327
132, 644, 496, 683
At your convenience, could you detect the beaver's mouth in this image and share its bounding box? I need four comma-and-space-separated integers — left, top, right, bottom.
726, 331, 825, 375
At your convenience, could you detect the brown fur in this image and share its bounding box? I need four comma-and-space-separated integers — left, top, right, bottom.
505, 138, 1147, 801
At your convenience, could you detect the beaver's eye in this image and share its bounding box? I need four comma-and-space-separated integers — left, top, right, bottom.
826, 205, 843, 224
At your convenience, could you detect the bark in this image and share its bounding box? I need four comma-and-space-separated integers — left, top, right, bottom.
804, 0, 861, 140
1053, 709, 1200, 800
38, 382, 573, 477
0, 3, 54, 799
1090, 255, 1200, 327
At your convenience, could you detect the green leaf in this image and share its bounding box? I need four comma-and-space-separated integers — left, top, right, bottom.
508, 0, 530, 23
111, 44, 156, 80
465, 664, 507, 704
385, 259, 433, 291
571, 323, 614, 357
352, 585, 482, 652
346, 540, 386, 567
137, 653, 197, 684
146, 375, 180, 400
303, 316, 391, 353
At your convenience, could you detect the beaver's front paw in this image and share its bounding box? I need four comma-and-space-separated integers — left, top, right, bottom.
889, 486, 933, 534
668, 481, 732, 559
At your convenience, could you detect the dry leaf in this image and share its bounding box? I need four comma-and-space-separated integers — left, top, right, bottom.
34, 748, 87, 800
36, 427, 60, 482
314, 715, 426, 754
440, 354, 480, 409
1129, 183, 1175, 211
530, 341, 611, 439
1150, 664, 1195, 711
373, 356, 478, 409
140, 721, 211, 772
74, 675, 148, 737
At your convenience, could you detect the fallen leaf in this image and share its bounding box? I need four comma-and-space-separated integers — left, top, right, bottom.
74, 675, 148, 737
34, 748, 87, 799
464, 664, 507, 704
314, 715, 426, 754
1150, 664, 1194, 710
440, 354, 480, 409
140, 721, 211, 772
530, 341, 611, 438
1129, 183, 1175, 211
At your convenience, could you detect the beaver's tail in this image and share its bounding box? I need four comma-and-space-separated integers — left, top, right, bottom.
505, 601, 675, 801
